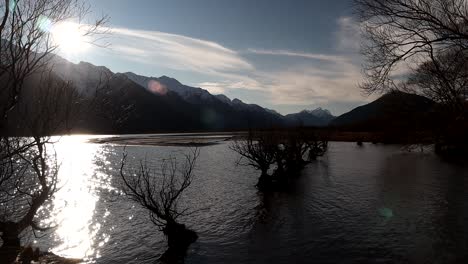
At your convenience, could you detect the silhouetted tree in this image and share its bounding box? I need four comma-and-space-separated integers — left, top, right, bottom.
0, 0, 108, 122
0, 1, 108, 261
0, 71, 88, 263
406, 50, 468, 113
119, 148, 200, 263
0, 136, 58, 262
231, 129, 328, 191
230, 130, 277, 189
357, 0, 468, 97
356, 0, 468, 154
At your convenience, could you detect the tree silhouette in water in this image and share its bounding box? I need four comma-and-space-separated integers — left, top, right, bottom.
119, 148, 200, 263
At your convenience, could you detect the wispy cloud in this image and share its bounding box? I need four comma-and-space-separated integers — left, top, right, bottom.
247, 49, 350, 63
238, 16, 367, 106
262, 62, 365, 105
197, 82, 228, 94
107, 27, 253, 75
197, 60, 366, 106
93, 18, 368, 114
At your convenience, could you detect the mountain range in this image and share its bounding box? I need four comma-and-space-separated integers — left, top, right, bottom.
2, 55, 436, 135
52, 57, 336, 133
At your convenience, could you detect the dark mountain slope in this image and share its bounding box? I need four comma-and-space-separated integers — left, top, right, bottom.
124, 72, 286, 129
1, 56, 343, 134
331, 91, 435, 131
91, 74, 205, 133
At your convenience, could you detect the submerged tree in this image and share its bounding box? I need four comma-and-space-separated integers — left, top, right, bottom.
230, 130, 277, 189
119, 148, 200, 263
231, 129, 328, 191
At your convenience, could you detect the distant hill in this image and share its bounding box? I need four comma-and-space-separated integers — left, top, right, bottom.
331, 91, 435, 131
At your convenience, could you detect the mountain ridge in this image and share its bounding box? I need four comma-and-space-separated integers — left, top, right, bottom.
122, 71, 334, 127
331, 91, 435, 130
8, 55, 390, 134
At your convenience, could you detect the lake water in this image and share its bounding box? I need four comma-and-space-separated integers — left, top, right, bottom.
36, 135, 468, 263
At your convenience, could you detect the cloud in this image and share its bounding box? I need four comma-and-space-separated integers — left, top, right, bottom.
197, 76, 266, 94
197, 60, 366, 107
262, 61, 366, 106
197, 82, 227, 94
335, 16, 361, 52
247, 49, 350, 63
107, 27, 253, 75
93, 20, 368, 114
240, 16, 367, 106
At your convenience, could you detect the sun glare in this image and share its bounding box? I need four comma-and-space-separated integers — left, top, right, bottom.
52, 22, 90, 54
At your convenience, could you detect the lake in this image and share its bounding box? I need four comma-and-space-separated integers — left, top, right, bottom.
36, 135, 468, 263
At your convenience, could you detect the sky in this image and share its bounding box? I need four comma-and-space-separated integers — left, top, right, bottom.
64, 0, 371, 115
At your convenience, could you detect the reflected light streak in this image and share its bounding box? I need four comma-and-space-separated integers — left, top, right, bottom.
45, 135, 110, 261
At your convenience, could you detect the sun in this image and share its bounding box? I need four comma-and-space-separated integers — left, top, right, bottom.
51, 22, 90, 54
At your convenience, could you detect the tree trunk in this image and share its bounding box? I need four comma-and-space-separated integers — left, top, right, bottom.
160, 221, 197, 263
0, 222, 20, 264
256, 172, 271, 191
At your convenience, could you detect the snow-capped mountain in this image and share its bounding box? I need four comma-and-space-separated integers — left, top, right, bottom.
284, 107, 336, 127
304, 108, 334, 120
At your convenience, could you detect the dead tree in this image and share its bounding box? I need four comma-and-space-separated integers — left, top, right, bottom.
0, 136, 58, 262
356, 0, 468, 155
0, 1, 108, 261
0, 70, 88, 263
0, 0, 108, 123
274, 130, 328, 177
230, 130, 277, 189
357, 0, 468, 99
231, 129, 328, 191
119, 148, 200, 263
302, 131, 328, 161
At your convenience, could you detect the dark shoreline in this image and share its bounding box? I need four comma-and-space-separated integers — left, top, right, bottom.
83, 130, 434, 147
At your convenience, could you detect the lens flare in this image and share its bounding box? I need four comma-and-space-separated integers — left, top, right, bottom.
378, 207, 393, 219
148, 80, 168, 95
37, 15, 52, 32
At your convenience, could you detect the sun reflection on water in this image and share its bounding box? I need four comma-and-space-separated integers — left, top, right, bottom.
43, 135, 112, 261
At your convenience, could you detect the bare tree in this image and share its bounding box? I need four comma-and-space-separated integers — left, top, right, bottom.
0, 70, 88, 262
405, 49, 468, 111
230, 130, 277, 188
0, 1, 108, 262
356, 0, 468, 154
0, 136, 58, 262
356, 0, 468, 109
0, 73, 111, 262
231, 129, 328, 191
0, 0, 109, 122
119, 148, 200, 263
